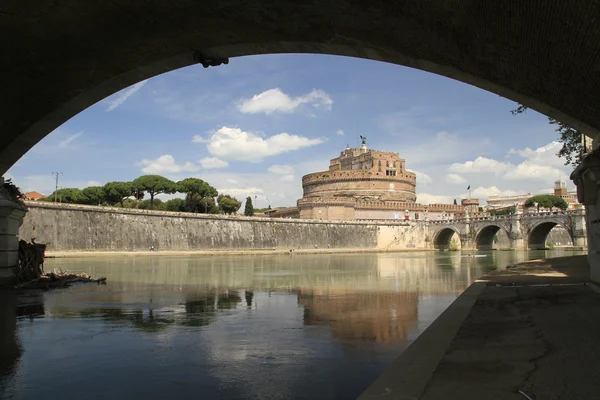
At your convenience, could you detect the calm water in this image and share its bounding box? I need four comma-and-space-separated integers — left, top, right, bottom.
0, 249, 585, 400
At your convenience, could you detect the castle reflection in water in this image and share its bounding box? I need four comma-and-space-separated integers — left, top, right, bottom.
1, 250, 577, 400
13, 252, 520, 342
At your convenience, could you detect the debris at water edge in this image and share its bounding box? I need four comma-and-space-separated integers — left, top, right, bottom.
16, 239, 106, 289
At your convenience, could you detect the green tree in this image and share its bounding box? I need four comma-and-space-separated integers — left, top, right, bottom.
185, 193, 219, 214
524, 194, 568, 211
511, 105, 589, 167
177, 178, 218, 198
103, 181, 133, 207
177, 178, 218, 213
448, 238, 460, 251
132, 186, 145, 207
218, 194, 242, 215
46, 188, 85, 203
244, 196, 254, 216
165, 198, 185, 212
490, 206, 516, 216
116, 198, 138, 208
138, 199, 166, 210
82, 186, 105, 205
132, 175, 176, 209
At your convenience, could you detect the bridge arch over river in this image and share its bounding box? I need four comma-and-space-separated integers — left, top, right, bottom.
432, 227, 462, 250
522, 215, 576, 250
427, 210, 586, 251
473, 224, 511, 251
2, 2, 600, 175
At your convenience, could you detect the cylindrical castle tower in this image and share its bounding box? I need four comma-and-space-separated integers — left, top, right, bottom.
297, 141, 418, 219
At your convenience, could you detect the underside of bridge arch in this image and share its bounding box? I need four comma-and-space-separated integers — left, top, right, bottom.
2, 2, 600, 173
528, 222, 565, 250
475, 226, 503, 250
433, 228, 460, 251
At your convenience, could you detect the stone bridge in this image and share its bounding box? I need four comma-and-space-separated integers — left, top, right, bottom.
427, 209, 587, 250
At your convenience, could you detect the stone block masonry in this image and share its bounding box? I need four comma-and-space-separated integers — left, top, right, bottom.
18, 202, 424, 252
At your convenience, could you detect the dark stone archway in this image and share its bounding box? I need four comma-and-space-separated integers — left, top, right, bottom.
475, 225, 503, 250
3, 2, 600, 173
528, 222, 573, 250
433, 228, 460, 251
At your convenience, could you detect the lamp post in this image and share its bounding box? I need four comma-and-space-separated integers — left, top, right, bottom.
51, 172, 62, 203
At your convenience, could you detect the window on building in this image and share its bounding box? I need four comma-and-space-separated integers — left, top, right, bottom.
378, 160, 382, 172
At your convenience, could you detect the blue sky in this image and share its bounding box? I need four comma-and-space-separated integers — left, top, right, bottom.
6, 54, 574, 208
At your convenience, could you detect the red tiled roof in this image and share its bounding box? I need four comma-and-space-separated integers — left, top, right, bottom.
24, 191, 47, 199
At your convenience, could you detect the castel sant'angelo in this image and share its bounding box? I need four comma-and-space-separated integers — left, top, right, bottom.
293, 137, 479, 221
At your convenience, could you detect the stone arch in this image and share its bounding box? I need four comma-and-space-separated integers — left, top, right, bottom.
433, 227, 461, 250
475, 224, 509, 250
3, 3, 600, 174
527, 220, 573, 250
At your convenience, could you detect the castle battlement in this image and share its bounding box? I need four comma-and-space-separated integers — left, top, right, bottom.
297, 142, 477, 221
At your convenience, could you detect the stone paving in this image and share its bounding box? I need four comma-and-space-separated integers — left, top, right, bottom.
360, 255, 600, 400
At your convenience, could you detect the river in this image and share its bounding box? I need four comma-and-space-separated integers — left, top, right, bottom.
0, 249, 586, 399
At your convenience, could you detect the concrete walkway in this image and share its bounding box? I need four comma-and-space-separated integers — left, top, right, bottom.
359, 255, 600, 399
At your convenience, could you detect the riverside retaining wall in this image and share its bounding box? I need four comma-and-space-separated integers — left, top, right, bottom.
18, 202, 425, 252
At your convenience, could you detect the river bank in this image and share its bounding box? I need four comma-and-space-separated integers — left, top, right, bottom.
45, 247, 435, 258
360, 254, 598, 399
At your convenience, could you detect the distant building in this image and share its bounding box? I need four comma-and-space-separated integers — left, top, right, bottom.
263, 207, 300, 219
486, 180, 580, 211
296, 140, 474, 221
23, 191, 47, 201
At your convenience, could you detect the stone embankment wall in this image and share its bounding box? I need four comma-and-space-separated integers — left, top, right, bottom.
18, 202, 424, 252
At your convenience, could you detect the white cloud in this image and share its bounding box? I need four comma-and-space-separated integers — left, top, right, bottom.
336, 129, 344, 136
106, 80, 147, 111
508, 141, 564, 167
205, 126, 326, 162
192, 135, 208, 143
502, 161, 569, 182
416, 193, 454, 205
468, 186, 521, 198
199, 157, 228, 169
86, 180, 102, 187
449, 141, 571, 183
58, 132, 83, 148
445, 174, 467, 185
280, 174, 295, 182
237, 88, 333, 115
449, 157, 511, 174
268, 164, 295, 175
137, 155, 201, 174
407, 169, 432, 185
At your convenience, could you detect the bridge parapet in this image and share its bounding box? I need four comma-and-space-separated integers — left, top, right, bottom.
426, 210, 586, 250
